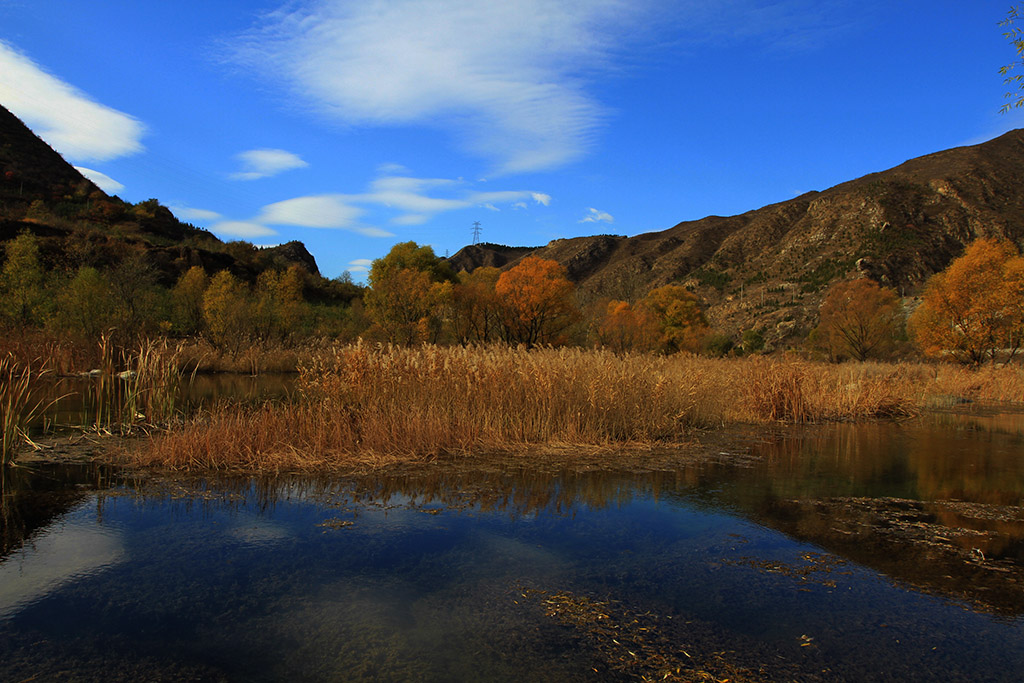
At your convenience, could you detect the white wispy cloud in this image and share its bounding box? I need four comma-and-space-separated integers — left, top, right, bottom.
354, 226, 396, 238
347, 258, 373, 274
260, 194, 364, 228
579, 207, 613, 223
230, 0, 650, 174
170, 205, 224, 222
257, 174, 549, 231
362, 176, 466, 214
230, 148, 309, 180
0, 41, 144, 162
211, 220, 278, 238
74, 166, 124, 193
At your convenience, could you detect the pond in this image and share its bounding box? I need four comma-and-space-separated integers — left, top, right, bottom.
36, 372, 297, 428
2, 406, 1024, 681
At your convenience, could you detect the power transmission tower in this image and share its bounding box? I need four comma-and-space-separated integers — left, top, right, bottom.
471, 221, 482, 245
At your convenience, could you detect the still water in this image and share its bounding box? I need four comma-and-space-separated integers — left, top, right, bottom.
2, 407, 1024, 681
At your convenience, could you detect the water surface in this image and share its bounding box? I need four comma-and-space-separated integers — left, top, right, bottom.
2, 407, 1024, 681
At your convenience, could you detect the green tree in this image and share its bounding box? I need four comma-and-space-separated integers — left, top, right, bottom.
451, 266, 502, 344
253, 265, 308, 342
0, 232, 47, 327
107, 252, 164, 337
1001, 5, 1024, 112
741, 328, 765, 354
54, 266, 114, 339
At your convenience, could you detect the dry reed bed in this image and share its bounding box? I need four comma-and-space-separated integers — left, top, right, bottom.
129, 344, 1024, 472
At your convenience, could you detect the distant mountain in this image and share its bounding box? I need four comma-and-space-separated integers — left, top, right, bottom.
448, 130, 1024, 346
0, 104, 321, 284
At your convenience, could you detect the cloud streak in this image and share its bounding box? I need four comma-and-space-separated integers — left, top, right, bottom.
260, 194, 364, 228
579, 207, 613, 223
189, 171, 548, 242
74, 166, 124, 193
231, 148, 309, 180
255, 174, 549, 232
231, 0, 649, 174
0, 41, 144, 162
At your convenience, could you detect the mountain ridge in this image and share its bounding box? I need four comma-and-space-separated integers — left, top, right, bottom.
447, 129, 1024, 345
0, 104, 322, 283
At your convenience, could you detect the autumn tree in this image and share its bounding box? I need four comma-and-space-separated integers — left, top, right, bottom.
171, 266, 209, 336
54, 266, 114, 340
203, 270, 253, 353
253, 266, 308, 342
908, 238, 1024, 364
0, 232, 48, 327
640, 285, 709, 354
365, 242, 455, 345
450, 266, 502, 344
810, 279, 902, 361
595, 300, 660, 353
106, 252, 165, 337
494, 256, 578, 346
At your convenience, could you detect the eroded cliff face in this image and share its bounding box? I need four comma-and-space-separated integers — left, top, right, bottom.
447, 130, 1024, 347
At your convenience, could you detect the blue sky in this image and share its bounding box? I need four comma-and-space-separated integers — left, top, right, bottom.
0, 0, 1021, 280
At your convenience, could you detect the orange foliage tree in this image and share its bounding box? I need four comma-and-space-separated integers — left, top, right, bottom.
596, 300, 660, 353
810, 279, 902, 361
909, 238, 1024, 364
641, 285, 708, 353
495, 256, 578, 346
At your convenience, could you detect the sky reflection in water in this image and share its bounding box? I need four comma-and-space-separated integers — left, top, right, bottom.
2, 409, 1024, 681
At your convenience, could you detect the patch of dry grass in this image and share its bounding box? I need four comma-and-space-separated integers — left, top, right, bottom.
175, 338, 335, 375
128, 345, 1024, 471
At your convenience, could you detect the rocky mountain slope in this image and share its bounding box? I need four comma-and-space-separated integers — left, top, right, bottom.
0, 104, 321, 285
448, 130, 1024, 345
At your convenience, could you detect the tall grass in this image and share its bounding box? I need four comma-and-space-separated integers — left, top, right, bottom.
132, 345, 1007, 471
0, 355, 55, 465
82, 335, 186, 434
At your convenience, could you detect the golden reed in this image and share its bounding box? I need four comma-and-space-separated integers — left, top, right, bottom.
129, 344, 1024, 471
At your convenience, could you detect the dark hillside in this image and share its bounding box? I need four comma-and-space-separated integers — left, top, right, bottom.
0, 104, 323, 286
447, 130, 1024, 346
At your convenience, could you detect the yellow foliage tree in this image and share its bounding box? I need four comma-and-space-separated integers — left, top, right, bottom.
365, 242, 455, 345
171, 266, 208, 336
909, 238, 1024, 364
253, 266, 307, 342
0, 232, 47, 326
203, 270, 252, 353
641, 285, 708, 353
495, 256, 578, 346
